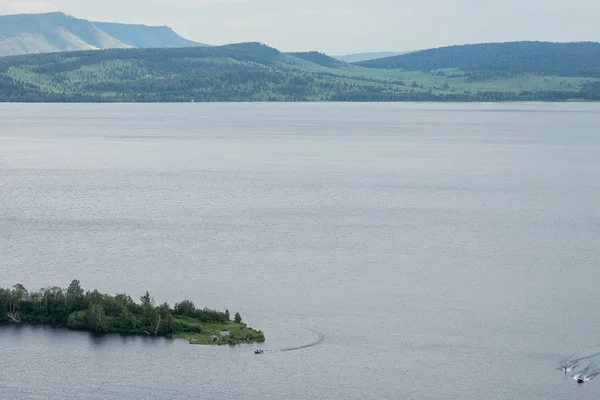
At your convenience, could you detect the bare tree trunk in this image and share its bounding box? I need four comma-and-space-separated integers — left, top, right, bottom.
7, 312, 21, 323
154, 314, 161, 336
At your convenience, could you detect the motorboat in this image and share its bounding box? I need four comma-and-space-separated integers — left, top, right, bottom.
254, 349, 264, 354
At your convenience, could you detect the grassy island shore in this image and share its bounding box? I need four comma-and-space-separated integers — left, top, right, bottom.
173, 320, 265, 345
0, 280, 265, 344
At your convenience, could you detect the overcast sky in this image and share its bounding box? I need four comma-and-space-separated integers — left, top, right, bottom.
1, 0, 599, 53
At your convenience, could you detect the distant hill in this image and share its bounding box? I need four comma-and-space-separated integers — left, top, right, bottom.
1, 42, 599, 102
0, 12, 207, 57
355, 41, 600, 78
287, 51, 346, 68
335, 52, 408, 63
93, 21, 201, 49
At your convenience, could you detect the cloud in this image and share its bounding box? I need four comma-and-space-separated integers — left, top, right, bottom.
0, 0, 58, 14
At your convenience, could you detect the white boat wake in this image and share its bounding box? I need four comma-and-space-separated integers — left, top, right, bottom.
558, 347, 600, 377
570, 361, 600, 382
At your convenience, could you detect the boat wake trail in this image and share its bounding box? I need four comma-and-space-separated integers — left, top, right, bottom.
572, 362, 600, 382
280, 329, 326, 352
556, 346, 600, 383
558, 347, 600, 374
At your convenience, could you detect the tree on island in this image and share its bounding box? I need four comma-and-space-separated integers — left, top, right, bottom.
140, 291, 152, 306
66, 279, 85, 312
174, 300, 196, 317
234, 312, 242, 324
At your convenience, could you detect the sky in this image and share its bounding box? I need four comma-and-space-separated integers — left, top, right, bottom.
1, 0, 600, 54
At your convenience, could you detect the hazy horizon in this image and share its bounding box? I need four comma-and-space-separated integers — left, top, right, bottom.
0, 0, 599, 54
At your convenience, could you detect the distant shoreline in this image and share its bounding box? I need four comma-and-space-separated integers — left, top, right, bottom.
0, 99, 597, 104
2, 42, 599, 103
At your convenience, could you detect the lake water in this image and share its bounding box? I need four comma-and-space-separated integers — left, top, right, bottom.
1, 102, 599, 399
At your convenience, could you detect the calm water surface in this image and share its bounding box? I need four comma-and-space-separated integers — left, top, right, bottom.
1, 103, 599, 399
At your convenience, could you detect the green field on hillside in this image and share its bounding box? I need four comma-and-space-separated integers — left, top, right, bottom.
1, 42, 599, 102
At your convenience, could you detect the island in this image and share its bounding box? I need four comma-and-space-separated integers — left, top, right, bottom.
0, 280, 265, 345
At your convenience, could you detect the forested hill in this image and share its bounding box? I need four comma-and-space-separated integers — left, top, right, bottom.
287, 52, 346, 68
1, 42, 600, 102
0, 12, 206, 57
356, 41, 600, 77
0, 42, 285, 69
335, 52, 408, 63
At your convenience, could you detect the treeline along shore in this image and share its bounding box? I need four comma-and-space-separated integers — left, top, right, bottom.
0, 280, 265, 345
2, 41, 600, 102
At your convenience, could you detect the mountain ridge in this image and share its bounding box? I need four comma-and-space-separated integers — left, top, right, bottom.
0, 12, 207, 57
